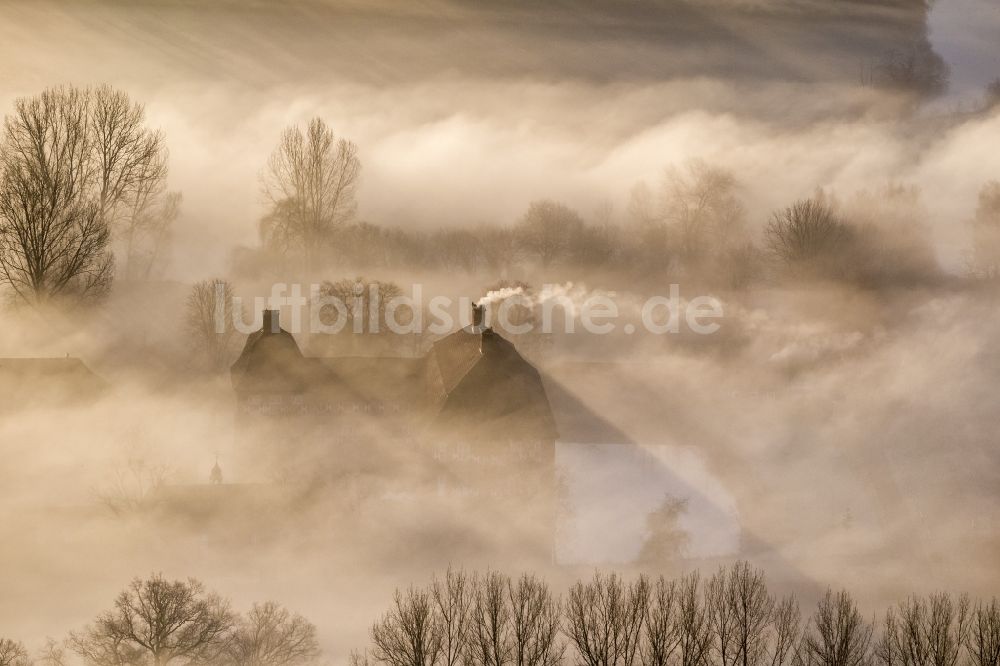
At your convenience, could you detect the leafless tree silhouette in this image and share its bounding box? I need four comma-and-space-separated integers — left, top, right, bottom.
967, 599, 1000, 666
224, 601, 320, 666
316, 277, 404, 334
874, 594, 970, 666
468, 571, 513, 666
623, 161, 752, 284
765, 197, 852, 279
90, 84, 176, 279
515, 200, 585, 268
70, 574, 235, 666
675, 572, 714, 666
37, 638, 67, 666
661, 161, 746, 271
565, 572, 650, 666
96, 453, 170, 517
261, 117, 360, 272
356, 568, 1000, 666
371, 587, 443, 666
507, 574, 564, 666
478, 225, 521, 274
350, 652, 375, 666
0, 639, 30, 666
0, 85, 176, 303
768, 596, 801, 666
799, 589, 872, 666
186, 278, 240, 371
431, 568, 474, 666
0, 87, 113, 304
709, 562, 775, 666
641, 576, 681, 666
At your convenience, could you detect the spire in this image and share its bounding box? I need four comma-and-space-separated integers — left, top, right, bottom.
209, 455, 223, 485
262, 309, 280, 334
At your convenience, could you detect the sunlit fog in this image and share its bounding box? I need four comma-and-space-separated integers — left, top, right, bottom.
1, 1, 999, 665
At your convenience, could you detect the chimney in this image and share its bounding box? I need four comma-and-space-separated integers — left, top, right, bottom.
262, 309, 280, 334
472, 302, 485, 330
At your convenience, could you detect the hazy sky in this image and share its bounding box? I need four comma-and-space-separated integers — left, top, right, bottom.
928, 0, 1000, 101
0, 0, 998, 276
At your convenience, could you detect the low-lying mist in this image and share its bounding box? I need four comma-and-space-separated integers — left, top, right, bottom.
2, 1, 1000, 664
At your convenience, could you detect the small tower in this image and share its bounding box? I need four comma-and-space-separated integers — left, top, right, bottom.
209, 455, 223, 485
472, 302, 487, 332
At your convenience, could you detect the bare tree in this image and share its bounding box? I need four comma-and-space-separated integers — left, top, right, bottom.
625, 163, 749, 282
765, 197, 852, 279
641, 576, 681, 666
97, 453, 170, 517
89, 84, 176, 279
874, 594, 970, 666
0, 639, 30, 666
515, 200, 585, 268
507, 574, 564, 666
569, 212, 621, 268
768, 597, 801, 666
431, 568, 474, 666
261, 118, 360, 271
478, 224, 521, 274
350, 652, 375, 666
70, 626, 145, 665
710, 563, 774, 666
709, 567, 739, 666
315, 277, 403, 335
967, 599, 1000, 666
118, 180, 178, 280
842, 183, 939, 287
186, 278, 240, 371
627, 181, 658, 227
371, 587, 442, 666
468, 572, 513, 666
225, 601, 320, 666
565, 572, 649, 666
660, 161, 746, 271
0, 86, 113, 304
0, 84, 176, 302
800, 589, 873, 666
36, 638, 67, 666
969, 182, 1000, 279
70, 574, 235, 666
676, 572, 713, 666
875, 609, 903, 666
429, 228, 481, 273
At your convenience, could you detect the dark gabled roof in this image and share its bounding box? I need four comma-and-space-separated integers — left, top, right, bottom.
230, 322, 559, 442
428, 327, 558, 440
231, 327, 313, 393
427, 325, 486, 396
314, 356, 429, 407
0, 357, 106, 406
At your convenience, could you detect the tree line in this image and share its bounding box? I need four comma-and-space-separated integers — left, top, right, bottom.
349, 563, 1000, 666
0, 573, 320, 666
5, 84, 1000, 309
245, 142, 962, 291
1, 567, 998, 666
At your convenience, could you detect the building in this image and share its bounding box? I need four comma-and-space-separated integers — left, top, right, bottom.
230, 307, 559, 556
0, 356, 105, 409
